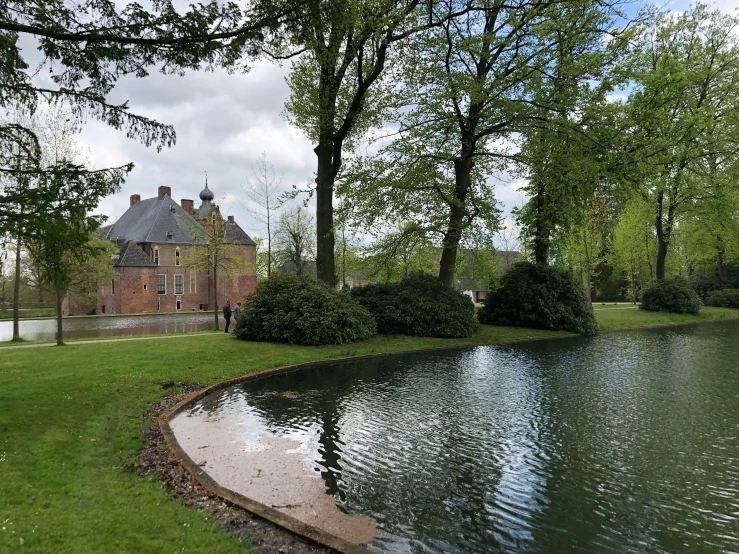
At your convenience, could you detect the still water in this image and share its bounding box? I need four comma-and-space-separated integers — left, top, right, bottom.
0, 312, 225, 341
174, 322, 739, 554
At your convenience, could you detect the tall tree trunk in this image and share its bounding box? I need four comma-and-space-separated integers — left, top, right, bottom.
314, 141, 336, 286
55, 288, 64, 346
213, 264, 219, 330
583, 226, 592, 301
438, 158, 473, 288
655, 239, 669, 281
12, 238, 21, 341
266, 204, 272, 279
654, 190, 671, 281
532, 183, 549, 265
717, 245, 728, 280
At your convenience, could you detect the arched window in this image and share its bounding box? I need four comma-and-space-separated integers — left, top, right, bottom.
175, 248, 180, 266
153, 247, 159, 265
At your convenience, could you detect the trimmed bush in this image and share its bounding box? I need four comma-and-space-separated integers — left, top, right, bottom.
477, 261, 597, 335
350, 272, 478, 338
704, 288, 739, 309
640, 277, 701, 314
233, 274, 376, 346
692, 271, 739, 299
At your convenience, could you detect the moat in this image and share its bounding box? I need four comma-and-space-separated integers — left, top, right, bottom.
171, 322, 739, 554
0, 312, 225, 341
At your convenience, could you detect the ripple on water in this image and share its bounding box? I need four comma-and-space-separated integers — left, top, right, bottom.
171, 322, 739, 554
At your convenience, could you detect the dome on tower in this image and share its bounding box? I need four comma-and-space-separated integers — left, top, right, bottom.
199, 183, 214, 202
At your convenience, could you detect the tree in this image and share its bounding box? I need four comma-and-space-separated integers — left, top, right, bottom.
181, 215, 251, 330
1, 0, 305, 224
625, 5, 739, 279
241, 153, 282, 278
610, 198, 656, 302
341, 0, 632, 286
283, 0, 474, 285
274, 206, 315, 277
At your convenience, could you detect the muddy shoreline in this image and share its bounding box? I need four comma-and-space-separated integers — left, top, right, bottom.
136, 384, 333, 554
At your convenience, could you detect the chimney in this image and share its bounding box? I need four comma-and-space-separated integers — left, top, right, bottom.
130, 194, 141, 207
227, 215, 234, 222
158, 186, 171, 200
181, 199, 194, 217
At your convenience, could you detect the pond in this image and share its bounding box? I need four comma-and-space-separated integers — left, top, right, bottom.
170, 322, 739, 553
0, 312, 226, 341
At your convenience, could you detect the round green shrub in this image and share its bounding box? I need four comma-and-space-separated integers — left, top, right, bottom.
692, 270, 739, 299
640, 277, 702, 314
477, 261, 597, 335
350, 272, 478, 338
233, 274, 376, 346
704, 288, 739, 309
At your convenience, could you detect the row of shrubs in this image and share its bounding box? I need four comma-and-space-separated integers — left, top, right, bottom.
233, 262, 602, 346
233, 273, 479, 346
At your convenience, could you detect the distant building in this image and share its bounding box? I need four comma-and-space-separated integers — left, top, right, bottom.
62, 184, 256, 315
456, 249, 520, 304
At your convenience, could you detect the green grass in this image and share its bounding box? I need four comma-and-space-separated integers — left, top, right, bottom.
2, 308, 738, 553
595, 305, 739, 331
0, 308, 55, 320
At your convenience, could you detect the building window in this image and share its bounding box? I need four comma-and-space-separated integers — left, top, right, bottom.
157, 299, 160, 312
111, 279, 115, 295
174, 274, 184, 295
199, 303, 204, 311
176, 300, 181, 311
190, 272, 196, 293
175, 248, 180, 266
153, 247, 159, 265
143, 284, 147, 291
157, 274, 166, 295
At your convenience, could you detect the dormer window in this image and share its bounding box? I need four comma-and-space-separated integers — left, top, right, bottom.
166, 231, 173, 240
153, 247, 159, 265
175, 248, 181, 266
212, 213, 216, 225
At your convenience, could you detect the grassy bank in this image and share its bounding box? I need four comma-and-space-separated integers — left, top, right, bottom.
2, 310, 739, 553
594, 306, 739, 331
0, 308, 55, 320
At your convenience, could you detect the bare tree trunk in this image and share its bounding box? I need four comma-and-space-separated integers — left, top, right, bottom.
655, 239, 668, 281
266, 200, 272, 279
583, 226, 592, 301
438, 158, 473, 288
213, 264, 219, 330
717, 246, 729, 280
12, 238, 21, 341
315, 141, 336, 286
532, 184, 550, 265
55, 288, 64, 346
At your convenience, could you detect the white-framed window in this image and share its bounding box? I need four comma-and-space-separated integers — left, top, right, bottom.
174, 274, 184, 295
153, 247, 159, 265
157, 274, 166, 295
175, 248, 181, 266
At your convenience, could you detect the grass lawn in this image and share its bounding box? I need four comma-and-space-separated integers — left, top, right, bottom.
2, 308, 738, 553
0, 308, 55, 320
595, 306, 739, 331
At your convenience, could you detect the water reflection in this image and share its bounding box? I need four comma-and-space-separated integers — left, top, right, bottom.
175, 322, 739, 554
0, 312, 225, 341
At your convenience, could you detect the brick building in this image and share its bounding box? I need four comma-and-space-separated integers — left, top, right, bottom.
63, 184, 256, 315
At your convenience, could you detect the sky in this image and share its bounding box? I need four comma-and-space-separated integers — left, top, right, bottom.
24, 0, 739, 243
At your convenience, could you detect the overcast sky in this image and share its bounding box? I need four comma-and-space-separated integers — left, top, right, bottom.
31, 0, 738, 243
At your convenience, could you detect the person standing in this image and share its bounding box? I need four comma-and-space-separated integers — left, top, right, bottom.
233, 301, 241, 320
223, 300, 232, 333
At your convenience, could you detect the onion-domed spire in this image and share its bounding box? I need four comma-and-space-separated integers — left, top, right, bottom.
199, 172, 214, 202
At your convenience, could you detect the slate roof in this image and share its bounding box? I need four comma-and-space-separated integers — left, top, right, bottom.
223, 219, 256, 246
105, 195, 210, 245
114, 240, 157, 267
97, 224, 113, 240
